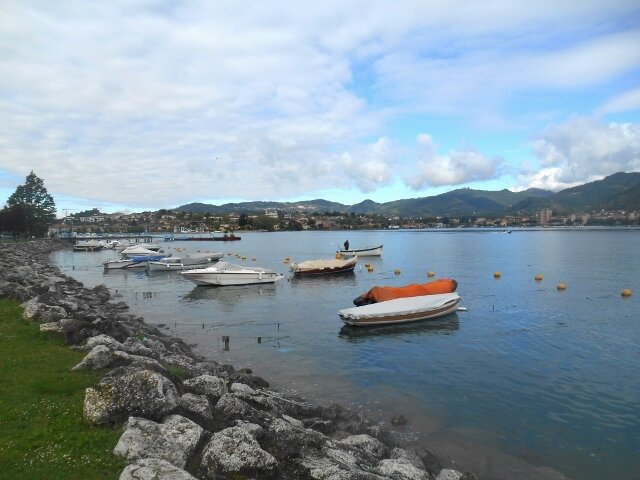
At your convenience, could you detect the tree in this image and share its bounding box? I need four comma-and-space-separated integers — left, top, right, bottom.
0, 204, 29, 237
5, 171, 56, 237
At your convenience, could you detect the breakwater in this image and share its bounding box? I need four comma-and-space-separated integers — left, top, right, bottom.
0, 240, 477, 480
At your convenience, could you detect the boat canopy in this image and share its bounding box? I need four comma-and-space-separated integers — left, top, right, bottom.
353, 278, 457, 306
340, 293, 460, 322
290, 257, 356, 273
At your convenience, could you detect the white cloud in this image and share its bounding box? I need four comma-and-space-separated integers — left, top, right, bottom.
598, 88, 640, 115
405, 134, 501, 189
340, 137, 395, 192
516, 117, 640, 190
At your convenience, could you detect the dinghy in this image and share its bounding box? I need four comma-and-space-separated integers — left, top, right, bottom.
338, 293, 460, 326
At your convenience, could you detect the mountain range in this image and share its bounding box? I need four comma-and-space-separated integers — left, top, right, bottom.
175, 172, 640, 218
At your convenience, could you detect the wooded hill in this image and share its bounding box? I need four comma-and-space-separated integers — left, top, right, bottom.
175, 172, 640, 218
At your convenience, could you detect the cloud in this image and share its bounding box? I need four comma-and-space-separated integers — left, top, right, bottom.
340, 137, 394, 192
405, 134, 501, 189
516, 116, 640, 190
598, 87, 640, 115
0, 1, 639, 209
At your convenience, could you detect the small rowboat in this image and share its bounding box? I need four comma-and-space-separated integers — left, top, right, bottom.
339, 244, 382, 257
338, 293, 460, 326
290, 257, 357, 275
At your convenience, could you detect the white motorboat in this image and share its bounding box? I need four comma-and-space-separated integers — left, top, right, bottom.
147, 252, 224, 271
180, 261, 284, 286
339, 244, 383, 257
338, 292, 460, 326
104, 254, 167, 270
116, 242, 161, 253
121, 245, 165, 258
73, 240, 104, 251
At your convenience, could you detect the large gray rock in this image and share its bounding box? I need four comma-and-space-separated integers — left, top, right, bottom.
375, 457, 429, 480
20, 296, 41, 319
179, 393, 213, 422
83, 334, 123, 351
84, 368, 179, 425
72, 344, 113, 370
214, 393, 266, 425
183, 375, 227, 399
200, 425, 277, 479
119, 457, 197, 480
436, 469, 463, 480
264, 417, 326, 461
114, 415, 204, 469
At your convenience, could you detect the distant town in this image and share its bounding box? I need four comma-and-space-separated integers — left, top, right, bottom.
50, 206, 639, 236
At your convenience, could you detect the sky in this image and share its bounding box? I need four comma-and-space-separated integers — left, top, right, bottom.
1, 1, 639, 217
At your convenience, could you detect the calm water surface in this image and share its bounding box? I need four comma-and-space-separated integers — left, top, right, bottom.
52, 230, 640, 480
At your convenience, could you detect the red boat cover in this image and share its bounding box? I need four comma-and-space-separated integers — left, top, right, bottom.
354, 278, 457, 305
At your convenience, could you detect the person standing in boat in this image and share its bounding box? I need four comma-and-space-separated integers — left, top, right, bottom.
344, 240, 349, 251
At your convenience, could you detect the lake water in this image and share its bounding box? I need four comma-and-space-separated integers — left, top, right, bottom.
51, 229, 640, 480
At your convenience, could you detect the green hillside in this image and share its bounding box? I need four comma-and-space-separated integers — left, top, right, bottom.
174, 172, 640, 217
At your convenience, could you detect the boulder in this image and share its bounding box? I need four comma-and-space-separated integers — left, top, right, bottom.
72, 345, 113, 370
179, 393, 213, 423
436, 469, 463, 480
84, 368, 179, 425
214, 393, 266, 425
114, 415, 204, 469
120, 457, 198, 480
375, 457, 429, 479
83, 334, 123, 351
200, 425, 277, 479
183, 375, 227, 400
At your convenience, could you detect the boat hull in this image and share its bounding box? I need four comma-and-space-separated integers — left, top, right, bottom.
181, 271, 284, 286
147, 262, 211, 271
338, 293, 460, 326
339, 245, 382, 257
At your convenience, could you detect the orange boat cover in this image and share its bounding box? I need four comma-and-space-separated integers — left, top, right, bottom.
354, 278, 457, 305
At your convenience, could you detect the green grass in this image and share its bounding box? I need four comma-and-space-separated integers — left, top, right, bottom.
0, 299, 125, 480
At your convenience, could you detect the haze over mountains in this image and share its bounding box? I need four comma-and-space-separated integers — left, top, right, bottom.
176, 172, 640, 218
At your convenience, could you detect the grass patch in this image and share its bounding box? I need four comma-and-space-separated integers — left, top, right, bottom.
0, 299, 125, 479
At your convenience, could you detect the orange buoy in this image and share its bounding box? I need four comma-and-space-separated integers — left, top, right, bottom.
557, 283, 566, 290
493, 271, 501, 278
535, 274, 543, 281
427, 271, 435, 277
394, 269, 401, 275
621, 289, 632, 297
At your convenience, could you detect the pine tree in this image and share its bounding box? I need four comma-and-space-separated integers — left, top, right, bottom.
5, 171, 56, 237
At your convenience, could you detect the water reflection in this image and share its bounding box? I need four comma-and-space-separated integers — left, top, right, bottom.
338, 315, 459, 342
289, 271, 358, 286
183, 284, 278, 303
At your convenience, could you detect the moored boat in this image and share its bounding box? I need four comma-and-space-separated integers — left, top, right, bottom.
120, 245, 165, 258
73, 240, 104, 251
338, 293, 460, 326
290, 257, 357, 275
180, 261, 283, 286
147, 252, 224, 271
104, 254, 167, 270
339, 244, 382, 257
353, 278, 458, 306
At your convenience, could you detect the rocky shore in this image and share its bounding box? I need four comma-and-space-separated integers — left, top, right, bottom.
0, 239, 478, 480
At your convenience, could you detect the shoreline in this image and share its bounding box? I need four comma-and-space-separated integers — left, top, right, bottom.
0, 239, 477, 480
